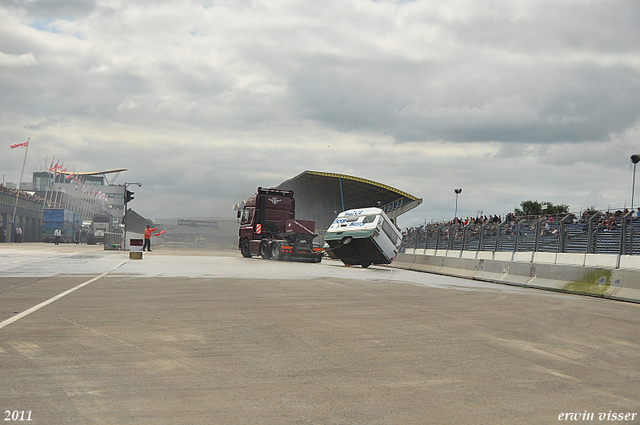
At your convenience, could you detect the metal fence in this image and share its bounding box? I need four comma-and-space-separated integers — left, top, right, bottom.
403, 211, 640, 256
104, 232, 123, 249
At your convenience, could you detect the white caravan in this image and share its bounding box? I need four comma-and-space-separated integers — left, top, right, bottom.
324, 207, 402, 268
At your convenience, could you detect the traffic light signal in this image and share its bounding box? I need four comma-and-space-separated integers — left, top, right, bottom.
125, 190, 134, 203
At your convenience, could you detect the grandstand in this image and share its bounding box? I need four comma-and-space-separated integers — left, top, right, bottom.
1, 168, 153, 243
402, 210, 640, 256
0, 183, 43, 242
276, 171, 423, 231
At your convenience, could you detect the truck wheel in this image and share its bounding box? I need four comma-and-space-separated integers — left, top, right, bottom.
270, 243, 281, 261
259, 240, 271, 259
241, 239, 252, 258
361, 262, 371, 268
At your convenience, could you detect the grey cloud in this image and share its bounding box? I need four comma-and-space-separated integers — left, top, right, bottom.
439, 1, 640, 54
23, 117, 67, 130
0, 51, 37, 67
2, 0, 640, 222
6, 0, 639, 144
287, 52, 640, 144
2, 0, 97, 20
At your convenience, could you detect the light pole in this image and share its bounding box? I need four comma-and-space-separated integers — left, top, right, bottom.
123, 182, 141, 250
632, 155, 640, 210
454, 188, 462, 220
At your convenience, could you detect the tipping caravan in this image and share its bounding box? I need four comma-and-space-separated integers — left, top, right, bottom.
324, 207, 403, 268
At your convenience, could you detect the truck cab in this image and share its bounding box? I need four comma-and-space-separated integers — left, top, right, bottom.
238, 187, 322, 262
239, 188, 294, 240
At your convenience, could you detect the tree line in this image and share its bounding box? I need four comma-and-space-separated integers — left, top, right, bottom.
514, 200, 599, 218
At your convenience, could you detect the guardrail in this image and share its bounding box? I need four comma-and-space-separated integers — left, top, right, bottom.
403, 211, 640, 256
104, 232, 123, 250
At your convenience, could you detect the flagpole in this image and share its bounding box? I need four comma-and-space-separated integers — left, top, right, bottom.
11, 138, 30, 242
44, 156, 55, 208
53, 163, 63, 208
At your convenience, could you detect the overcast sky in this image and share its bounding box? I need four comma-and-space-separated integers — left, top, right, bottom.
1, 0, 640, 227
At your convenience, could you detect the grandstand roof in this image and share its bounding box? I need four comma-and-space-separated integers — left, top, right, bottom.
59, 169, 128, 176
56, 169, 128, 185
276, 171, 422, 229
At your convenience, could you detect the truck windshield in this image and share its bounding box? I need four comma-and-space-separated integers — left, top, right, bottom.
241, 208, 252, 224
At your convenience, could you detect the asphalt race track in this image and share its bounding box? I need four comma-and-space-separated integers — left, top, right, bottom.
1, 244, 639, 424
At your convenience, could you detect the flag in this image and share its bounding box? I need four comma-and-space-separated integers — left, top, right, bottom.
10, 141, 29, 149
65, 172, 75, 180
152, 230, 166, 236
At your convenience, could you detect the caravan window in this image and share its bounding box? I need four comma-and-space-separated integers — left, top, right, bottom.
363, 215, 377, 224
381, 219, 400, 245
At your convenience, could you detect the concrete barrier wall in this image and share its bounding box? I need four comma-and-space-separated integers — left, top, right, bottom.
124, 232, 164, 250
619, 255, 640, 270
394, 251, 640, 304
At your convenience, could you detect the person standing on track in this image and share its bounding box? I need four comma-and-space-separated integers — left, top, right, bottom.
143, 225, 157, 252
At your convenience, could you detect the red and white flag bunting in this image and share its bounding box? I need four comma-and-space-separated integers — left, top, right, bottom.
10, 141, 29, 149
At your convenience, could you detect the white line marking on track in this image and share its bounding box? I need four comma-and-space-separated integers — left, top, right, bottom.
0, 259, 129, 331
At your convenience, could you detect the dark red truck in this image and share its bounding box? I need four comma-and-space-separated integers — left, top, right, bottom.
237, 187, 323, 262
